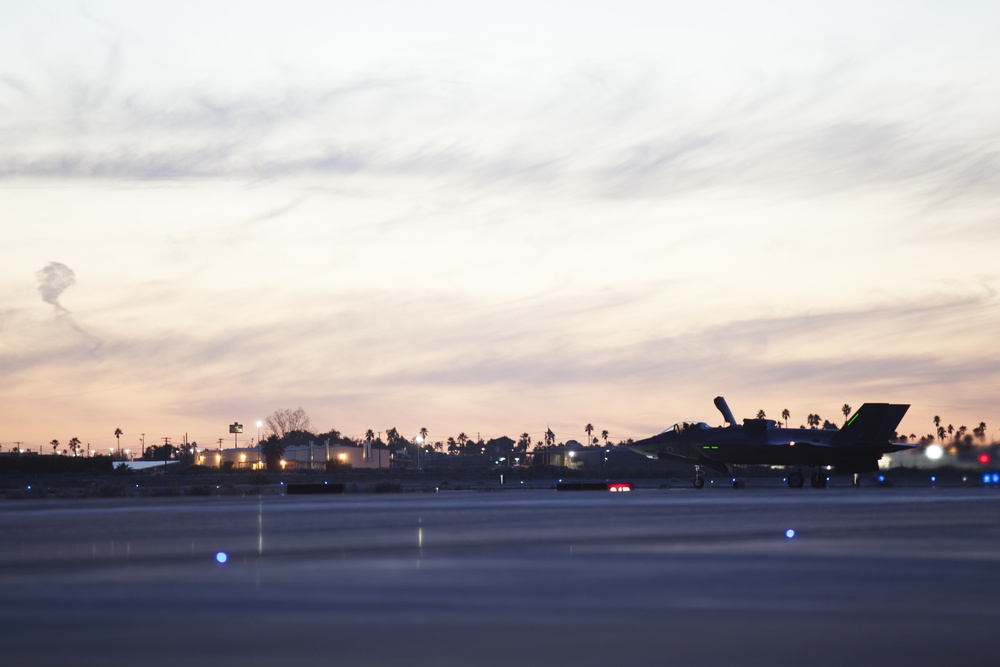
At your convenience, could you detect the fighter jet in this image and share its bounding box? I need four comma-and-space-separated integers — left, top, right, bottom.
628, 397, 912, 488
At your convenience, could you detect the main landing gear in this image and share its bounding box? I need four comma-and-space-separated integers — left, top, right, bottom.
786, 469, 828, 488
693, 465, 705, 489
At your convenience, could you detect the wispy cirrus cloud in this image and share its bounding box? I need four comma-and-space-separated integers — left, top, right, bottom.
3, 43, 998, 215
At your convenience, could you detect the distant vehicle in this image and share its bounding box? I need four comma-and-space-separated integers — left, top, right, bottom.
627, 397, 912, 488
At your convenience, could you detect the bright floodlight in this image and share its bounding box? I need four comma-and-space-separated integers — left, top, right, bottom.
925, 444, 944, 460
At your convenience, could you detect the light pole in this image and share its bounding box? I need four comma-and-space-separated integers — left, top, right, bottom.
414, 434, 424, 470
256, 420, 262, 468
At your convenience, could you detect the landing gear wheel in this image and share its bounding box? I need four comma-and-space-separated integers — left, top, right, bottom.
693, 476, 705, 489
810, 471, 828, 488
787, 471, 804, 488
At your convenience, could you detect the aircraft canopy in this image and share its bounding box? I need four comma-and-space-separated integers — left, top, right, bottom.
659, 421, 710, 435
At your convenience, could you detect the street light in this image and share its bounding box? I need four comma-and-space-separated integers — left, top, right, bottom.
414, 434, 424, 470
256, 420, 263, 467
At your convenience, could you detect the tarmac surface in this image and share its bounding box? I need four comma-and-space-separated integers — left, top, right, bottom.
2, 485, 999, 666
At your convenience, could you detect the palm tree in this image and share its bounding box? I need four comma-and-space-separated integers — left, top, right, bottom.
457, 432, 468, 455
585, 423, 594, 447
974, 422, 987, 442
114, 428, 123, 457
842, 404, 852, 423
781, 409, 790, 428
601, 430, 609, 447
933, 415, 941, 429
68, 437, 81, 457
756, 410, 766, 419
514, 433, 530, 463
419, 427, 429, 442
260, 434, 286, 472
50, 439, 60, 455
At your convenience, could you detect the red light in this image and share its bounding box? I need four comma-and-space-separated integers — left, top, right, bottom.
607, 483, 633, 492
979, 453, 991, 465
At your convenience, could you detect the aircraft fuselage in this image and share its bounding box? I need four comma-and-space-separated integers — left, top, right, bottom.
627, 398, 911, 477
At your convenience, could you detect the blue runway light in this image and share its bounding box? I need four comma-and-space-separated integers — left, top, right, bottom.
993, 474, 999, 484
216, 552, 228, 564
786, 529, 796, 539
984, 474, 991, 485
878, 475, 886, 483
930, 476, 936, 483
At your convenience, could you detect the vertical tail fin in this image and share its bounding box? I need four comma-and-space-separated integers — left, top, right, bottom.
832, 403, 910, 445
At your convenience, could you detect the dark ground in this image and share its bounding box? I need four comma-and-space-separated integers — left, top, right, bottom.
1, 486, 998, 666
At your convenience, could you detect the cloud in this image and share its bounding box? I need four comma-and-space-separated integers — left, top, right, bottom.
35, 262, 102, 358
3, 43, 997, 213
36, 262, 76, 311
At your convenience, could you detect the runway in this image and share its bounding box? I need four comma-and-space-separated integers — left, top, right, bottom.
1, 487, 998, 666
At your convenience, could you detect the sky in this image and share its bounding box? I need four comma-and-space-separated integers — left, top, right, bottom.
2, 0, 999, 453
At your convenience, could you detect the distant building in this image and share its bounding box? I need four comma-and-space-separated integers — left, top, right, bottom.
196, 443, 386, 470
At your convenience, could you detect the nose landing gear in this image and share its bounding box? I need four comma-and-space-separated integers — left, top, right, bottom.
693, 465, 705, 489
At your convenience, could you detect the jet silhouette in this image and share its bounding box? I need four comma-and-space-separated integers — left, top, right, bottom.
628, 397, 911, 488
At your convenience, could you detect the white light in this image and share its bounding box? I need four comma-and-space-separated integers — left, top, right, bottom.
216, 552, 228, 564
925, 444, 944, 460
786, 529, 796, 539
